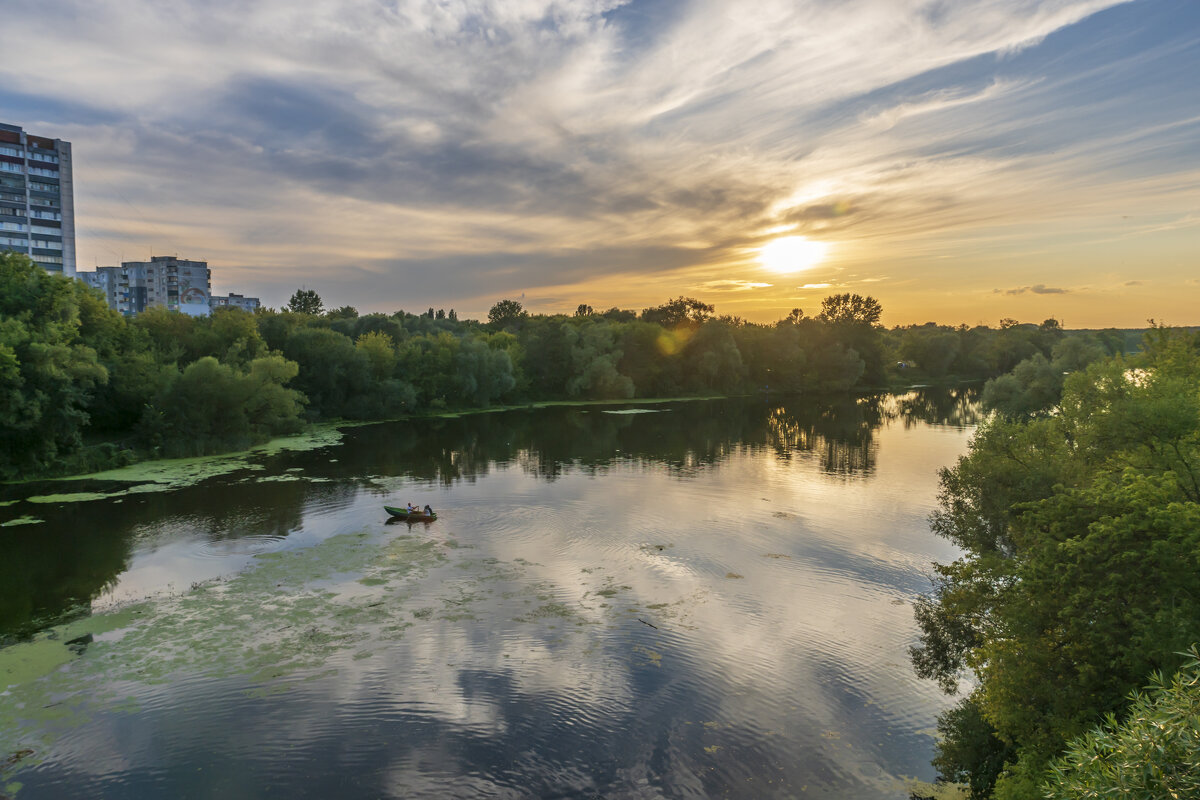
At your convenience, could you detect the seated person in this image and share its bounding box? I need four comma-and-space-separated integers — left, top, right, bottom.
423, 504, 434, 516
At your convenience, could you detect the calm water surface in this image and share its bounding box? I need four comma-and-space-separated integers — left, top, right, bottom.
1, 391, 978, 799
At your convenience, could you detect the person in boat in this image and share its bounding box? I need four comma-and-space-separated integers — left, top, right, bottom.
407, 502, 417, 513
423, 504, 434, 516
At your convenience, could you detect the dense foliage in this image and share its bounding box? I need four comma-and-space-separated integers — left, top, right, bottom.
1046, 647, 1200, 799
0, 252, 1134, 480
912, 327, 1200, 797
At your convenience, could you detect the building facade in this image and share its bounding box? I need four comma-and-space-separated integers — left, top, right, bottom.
78, 257, 259, 318
79, 256, 212, 317
210, 292, 261, 313
119, 256, 213, 317
0, 122, 75, 276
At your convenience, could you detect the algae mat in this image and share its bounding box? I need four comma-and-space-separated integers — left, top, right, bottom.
21, 427, 348, 505
0, 526, 685, 787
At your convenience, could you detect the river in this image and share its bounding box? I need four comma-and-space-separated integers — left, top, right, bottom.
0, 390, 978, 799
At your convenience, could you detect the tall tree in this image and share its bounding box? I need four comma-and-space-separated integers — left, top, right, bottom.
488, 299, 528, 330
285, 288, 324, 315
817, 293, 882, 326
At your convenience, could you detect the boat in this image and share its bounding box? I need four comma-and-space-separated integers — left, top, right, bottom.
384, 505, 438, 521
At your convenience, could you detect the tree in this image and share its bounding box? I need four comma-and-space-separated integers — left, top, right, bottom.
640, 297, 714, 327
0, 252, 109, 478
281, 327, 370, 418
356, 331, 398, 381
778, 308, 804, 325
488, 299, 527, 329
285, 288, 324, 315
818, 293, 882, 326
326, 305, 358, 320
563, 320, 634, 399
575, 304, 594, 317
899, 327, 961, 377
1046, 648, 1200, 799
143, 355, 304, 455
914, 334, 1200, 798
456, 335, 516, 406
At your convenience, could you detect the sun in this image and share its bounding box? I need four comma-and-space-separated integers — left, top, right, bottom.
758, 236, 830, 273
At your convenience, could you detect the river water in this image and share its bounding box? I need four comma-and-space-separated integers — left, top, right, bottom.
0, 391, 978, 799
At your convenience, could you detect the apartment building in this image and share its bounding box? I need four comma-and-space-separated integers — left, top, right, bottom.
210, 292, 261, 313
79, 257, 260, 317
120, 256, 213, 317
79, 256, 210, 317
0, 122, 75, 276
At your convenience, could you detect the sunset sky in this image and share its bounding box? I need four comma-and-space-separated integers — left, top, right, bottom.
2, 0, 1197, 326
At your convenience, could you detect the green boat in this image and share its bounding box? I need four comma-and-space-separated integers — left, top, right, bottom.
384, 505, 437, 521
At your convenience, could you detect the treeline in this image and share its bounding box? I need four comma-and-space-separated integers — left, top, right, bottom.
0, 252, 1129, 479
912, 326, 1200, 798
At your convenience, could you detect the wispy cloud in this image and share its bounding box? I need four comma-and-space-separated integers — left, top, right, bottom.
2, 0, 1194, 327
997, 284, 1072, 295
701, 280, 773, 292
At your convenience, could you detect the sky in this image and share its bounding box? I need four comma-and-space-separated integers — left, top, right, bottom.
1, 0, 1197, 326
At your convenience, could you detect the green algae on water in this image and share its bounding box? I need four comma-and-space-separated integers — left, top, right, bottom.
27, 425, 349, 503
0, 530, 446, 756
0, 515, 42, 527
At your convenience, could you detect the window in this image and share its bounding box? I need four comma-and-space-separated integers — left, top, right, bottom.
0, 222, 27, 232
0, 207, 23, 217
30, 225, 60, 236
29, 210, 60, 220
27, 167, 58, 178
0, 236, 29, 247
29, 182, 58, 194
0, 163, 23, 174
27, 151, 58, 164
33, 255, 63, 264
0, 146, 21, 157
31, 240, 62, 250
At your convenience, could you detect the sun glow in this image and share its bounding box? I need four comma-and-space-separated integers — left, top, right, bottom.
758, 236, 830, 273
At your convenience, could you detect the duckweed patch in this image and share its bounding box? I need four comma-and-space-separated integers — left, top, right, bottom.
633, 644, 663, 668
29, 426, 348, 502
0, 522, 715, 782
26, 492, 114, 504
0, 530, 445, 756
0, 516, 42, 527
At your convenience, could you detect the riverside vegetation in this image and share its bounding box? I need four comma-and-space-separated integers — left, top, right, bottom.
0, 252, 1131, 481
914, 325, 1200, 798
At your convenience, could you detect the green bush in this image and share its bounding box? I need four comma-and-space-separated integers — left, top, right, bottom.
1045, 647, 1200, 799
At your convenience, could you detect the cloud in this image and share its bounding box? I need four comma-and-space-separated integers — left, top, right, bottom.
4, 0, 1193, 324
997, 284, 1071, 295
700, 280, 772, 292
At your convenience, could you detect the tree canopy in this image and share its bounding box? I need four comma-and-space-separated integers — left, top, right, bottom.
285, 288, 324, 315
912, 328, 1200, 798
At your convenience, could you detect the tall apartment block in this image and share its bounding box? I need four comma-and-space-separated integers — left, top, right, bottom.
80, 256, 214, 317
0, 122, 75, 276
